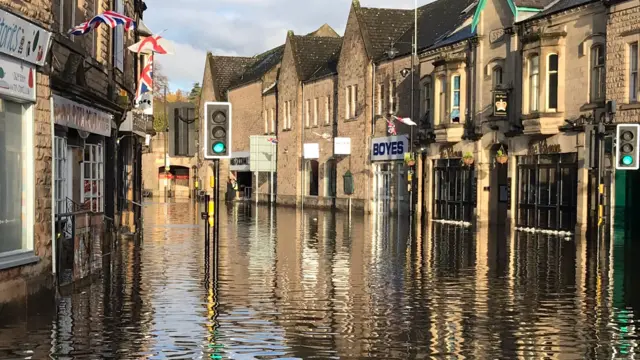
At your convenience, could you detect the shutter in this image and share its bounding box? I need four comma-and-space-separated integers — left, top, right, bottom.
167, 108, 176, 157
188, 107, 196, 156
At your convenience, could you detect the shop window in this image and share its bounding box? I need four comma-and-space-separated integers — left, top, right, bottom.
55, 137, 69, 214
590, 45, 605, 102
83, 143, 104, 213
547, 54, 559, 111
529, 55, 540, 112
516, 153, 578, 231
630, 42, 639, 102
432, 158, 476, 222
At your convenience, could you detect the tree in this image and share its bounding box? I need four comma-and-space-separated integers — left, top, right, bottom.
188, 82, 201, 103
153, 61, 169, 98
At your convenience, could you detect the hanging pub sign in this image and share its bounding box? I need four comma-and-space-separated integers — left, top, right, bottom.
493, 90, 508, 117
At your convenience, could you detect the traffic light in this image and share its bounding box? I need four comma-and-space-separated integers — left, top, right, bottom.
615, 124, 640, 170
204, 102, 232, 159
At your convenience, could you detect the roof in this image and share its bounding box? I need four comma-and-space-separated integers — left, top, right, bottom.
229, 45, 285, 90
525, 0, 596, 21
207, 54, 256, 100
394, 0, 476, 58
290, 35, 343, 82
514, 0, 555, 8
426, 24, 474, 51
355, 5, 417, 61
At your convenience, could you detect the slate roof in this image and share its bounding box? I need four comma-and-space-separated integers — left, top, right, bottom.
514, 0, 555, 8
525, 0, 596, 21
392, 0, 476, 58
228, 44, 286, 90
355, 6, 418, 61
290, 35, 343, 82
208, 54, 256, 100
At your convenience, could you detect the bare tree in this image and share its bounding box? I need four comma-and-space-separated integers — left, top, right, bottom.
153, 61, 169, 97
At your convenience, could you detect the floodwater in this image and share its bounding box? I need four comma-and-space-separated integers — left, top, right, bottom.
1, 201, 640, 359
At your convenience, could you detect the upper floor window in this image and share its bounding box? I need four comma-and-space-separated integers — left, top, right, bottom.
630, 42, 639, 102
451, 75, 461, 122
313, 98, 318, 127
60, 0, 76, 36
422, 78, 432, 124
492, 66, 503, 88
437, 76, 447, 125
305, 99, 311, 128
264, 110, 268, 133
377, 84, 385, 115
345, 85, 357, 118
390, 80, 397, 114
283, 101, 292, 130
325, 96, 330, 125
591, 45, 605, 102
270, 108, 275, 133
114, 0, 124, 71
547, 54, 559, 111
529, 55, 540, 112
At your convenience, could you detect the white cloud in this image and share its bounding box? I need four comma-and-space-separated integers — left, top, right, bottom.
144, 0, 426, 91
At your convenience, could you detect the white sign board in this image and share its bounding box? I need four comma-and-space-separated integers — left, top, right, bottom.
0, 53, 35, 102
230, 151, 250, 172
0, 9, 52, 66
334, 137, 351, 155
250, 135, 276, 172
303, 143, 319, 159
371, 135, 408, 161
53, 94, 113, 137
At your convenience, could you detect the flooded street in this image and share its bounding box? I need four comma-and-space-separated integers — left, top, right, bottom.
1, 201, 640, 359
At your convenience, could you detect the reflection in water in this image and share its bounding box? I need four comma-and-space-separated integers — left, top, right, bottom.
0, 202, 639, 359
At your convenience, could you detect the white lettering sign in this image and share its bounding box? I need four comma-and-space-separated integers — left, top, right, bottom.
0, 52, 35, 102
371, 135, 408, 161
230, 151, 250, 171
334, 137, 351, 155
53, 95, 113, 137
0, 9, 52, 66
303, 143, 319, 159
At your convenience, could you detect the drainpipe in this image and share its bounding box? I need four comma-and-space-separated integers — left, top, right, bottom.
368, 61, 376, 213
301, 82, 305, 210
50, 96, 56, 279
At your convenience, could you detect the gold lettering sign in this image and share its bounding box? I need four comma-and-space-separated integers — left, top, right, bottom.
528, 139, 561, 155
439, 145, 462, 158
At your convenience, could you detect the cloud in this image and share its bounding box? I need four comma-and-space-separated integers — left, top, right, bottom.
144, 0, 426, 92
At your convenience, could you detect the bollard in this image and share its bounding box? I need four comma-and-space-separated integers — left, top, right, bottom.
208, 197, 214, 228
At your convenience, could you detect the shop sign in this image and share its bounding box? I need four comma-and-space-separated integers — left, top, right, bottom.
0, 52, 35, 102
493, 90, 508, 117
0, 9, 52, 66
230, 151, 250, 171
303, 143, 319, 159
528, 139, 561, 155
371, 135, 408, 161
334, 137, 351, 155
53, 95, 113, 137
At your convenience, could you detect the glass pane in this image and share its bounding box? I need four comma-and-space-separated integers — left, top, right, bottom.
92, 164, 97, 180
84, 163, 91, 179
549, 73, 558, 109
453, 76, 460, 90
84, 146, 90, 161
549, 54, 558, 71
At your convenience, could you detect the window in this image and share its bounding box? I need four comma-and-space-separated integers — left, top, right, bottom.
631, 42, 639, 102
264, 110, 268, 133
438, 76, 447, 124
345, 86, 351, 118
60, 0, 76, 36
547, 54, 558, 110
325, 96, 330, 125
313, 98, 318, 127
54, 137, 68, 214
283, 101, 292, 130
270, 108, 275, 133
377, 84, 385, 115
114, 0, 125, 70
0, 101, 31, 255
529, 55, 540, 112
305, 99, 310, 128
390, 80, 397, 114
451, 75, 461, 122
492, 66, 503, 88
423, 78, 431, 124
345, 85, 357, 118
590, 46, 605, 102
83, 143, 104, 213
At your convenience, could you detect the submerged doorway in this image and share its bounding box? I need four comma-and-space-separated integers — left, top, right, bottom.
432, 158, 476, 222
489, 144, 509, 226
306, 160, 319, 196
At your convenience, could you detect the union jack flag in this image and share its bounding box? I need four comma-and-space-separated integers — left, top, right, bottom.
69, 10, 136, 36
267, 137, 278, 144
386, 117, 396, 135
136, 54, 153, 104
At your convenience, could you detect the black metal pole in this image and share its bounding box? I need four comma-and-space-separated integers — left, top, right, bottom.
214, 159, 220, 246
204, 193, 210, 247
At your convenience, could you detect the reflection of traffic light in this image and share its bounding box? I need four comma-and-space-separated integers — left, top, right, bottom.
615, 124, 640, 170
204, 102, 232, 159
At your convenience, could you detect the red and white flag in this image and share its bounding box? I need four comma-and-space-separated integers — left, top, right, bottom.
386, 118, 397, 135
393, 115, 417, 126
128, 34, 175, 54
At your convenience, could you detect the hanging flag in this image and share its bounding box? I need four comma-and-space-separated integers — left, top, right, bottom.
69, 10, 136, 36
386, 118, 397, 135
393, 115, 417, 126
135, 54, 153, 115
128, 34, 175, 54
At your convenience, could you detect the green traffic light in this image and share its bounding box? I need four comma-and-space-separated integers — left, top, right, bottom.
212, 142, 225, 153
622, 155, 633, 166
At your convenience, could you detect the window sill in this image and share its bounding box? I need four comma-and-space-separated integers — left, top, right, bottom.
344, 117, 358, 123
282, 129, 292, 132
620, 102, 640, 110
521, 111, 564, 120
0, 250, 40, 271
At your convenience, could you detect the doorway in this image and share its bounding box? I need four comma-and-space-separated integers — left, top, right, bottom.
375, 163, 393, 214
432, 158, 476, 222
307, 160, 319, 196
489, 144, 509, 226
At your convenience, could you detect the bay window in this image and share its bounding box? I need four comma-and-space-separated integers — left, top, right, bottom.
590, 45, 605, 102
529, 55, 540, 112
451, 75, 461, 122
437, 76, 446, 125
422, 77, 431, 124
547, 54, 559, 111
82, 143, 104, 213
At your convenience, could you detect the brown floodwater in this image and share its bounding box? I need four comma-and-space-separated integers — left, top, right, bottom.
0, 201, 639, 359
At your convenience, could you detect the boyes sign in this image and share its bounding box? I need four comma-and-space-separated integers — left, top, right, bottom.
371, 135, 408, 161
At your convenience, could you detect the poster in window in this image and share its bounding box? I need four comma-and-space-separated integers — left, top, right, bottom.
493, 90, 508, 117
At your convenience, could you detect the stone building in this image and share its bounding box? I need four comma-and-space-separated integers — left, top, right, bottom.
0, 0, 145, 303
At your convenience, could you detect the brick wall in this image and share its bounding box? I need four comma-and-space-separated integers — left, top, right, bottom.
607, 0, 640, 123
374, 56, 417, 137
335, 7, 373, 211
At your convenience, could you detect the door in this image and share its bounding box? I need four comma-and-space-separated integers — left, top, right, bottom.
376, 163, 392, 214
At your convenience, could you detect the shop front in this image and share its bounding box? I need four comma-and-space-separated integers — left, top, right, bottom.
0, 8, 52, 301
230, 151, 251, 200
371, 135, 409, 215
52, 94, 114, 284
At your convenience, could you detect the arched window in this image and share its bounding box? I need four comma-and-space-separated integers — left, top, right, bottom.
492, 66, 503, 88
591, 45, 605, 102
547, 53, 559, 111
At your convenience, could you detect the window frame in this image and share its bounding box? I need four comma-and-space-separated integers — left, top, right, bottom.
390, 80, 397, 114
630, 42, 639, 103
325, 96, 330, 125
529, 54, 540, 113
451, 74, 461, 118
305, 99, 310, 128
82, 142, 105, 213
590, 45, 605, 103
422, 77, 432, 125
437, 76, 447, 125
54, 136, 68, 214
114, 0, 125, 71
546, 53, 559, 111
492, 66, 503, 89
60, 0, 76, 38
313, 98, 318, 127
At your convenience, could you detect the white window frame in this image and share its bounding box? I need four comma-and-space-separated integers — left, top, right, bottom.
82, 142, 104, 213
546, 53, 559, 111
325, 96, 330, 125
630, 42, 639, 102
54, 137, 68, 214
305, 99, 310, 128
451, 74, 461, 115
270, 108, 275, 133
114, 0, 124, 71
529, 55, 540, 112
590, 45, 605, 103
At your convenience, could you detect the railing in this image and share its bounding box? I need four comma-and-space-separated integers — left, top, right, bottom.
55, 198, 93, 287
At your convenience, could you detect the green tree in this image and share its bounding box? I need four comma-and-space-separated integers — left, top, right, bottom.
189, 82, 202, 127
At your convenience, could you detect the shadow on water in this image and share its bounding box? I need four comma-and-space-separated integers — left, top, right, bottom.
0, 201, 639, 359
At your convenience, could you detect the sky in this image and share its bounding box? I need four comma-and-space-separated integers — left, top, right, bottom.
143, 0, 426, 92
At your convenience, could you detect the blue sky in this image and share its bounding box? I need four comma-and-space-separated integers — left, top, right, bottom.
143, 0, 425, 92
